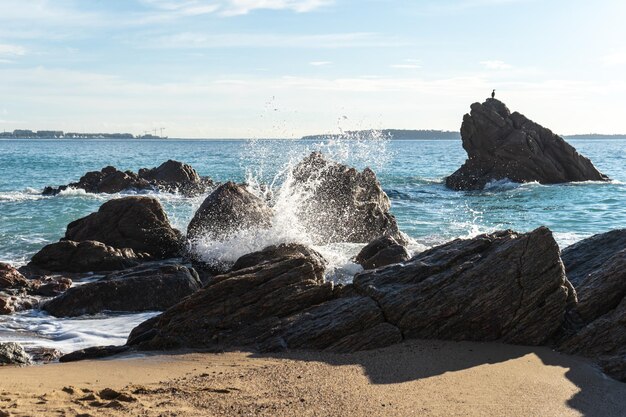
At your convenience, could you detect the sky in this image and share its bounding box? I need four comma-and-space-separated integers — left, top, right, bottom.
0, 0, 625, 138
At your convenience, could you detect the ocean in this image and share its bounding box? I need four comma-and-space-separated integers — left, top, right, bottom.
0, 137, 624, 354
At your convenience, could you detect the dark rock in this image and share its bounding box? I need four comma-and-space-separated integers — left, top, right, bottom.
186, 182, 273, 242
231, 243, 326, 278
290, 152, 403, 244
65, 196, 183, 259
44, 263, 201, 317
30, 277, 73, 297
25, 347, 63, 363
353, 227, 572, 345
43, 166, 151, 195
446, 99, 608, 190
0, 293, 39, 315
355, 235, 410, 270
561, 229, 626, 286
59, 345, 130, 363
29, 240, 147, 273
0, 342, 31, 365
0, 262, 30, 289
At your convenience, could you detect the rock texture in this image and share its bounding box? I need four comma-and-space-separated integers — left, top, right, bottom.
44, 263, 201, 317
43, 160, 213, 196
65, 196, 183, 259
353, 227, 572, 345
186, 182, 273, 241
0, 262, 30, 289
29, 240, 148, 273
561, 229, 626, 286
290, 152, 403, 244
354, 235, 410, 270
0, 342, 31, 365
446, 99, 608, 190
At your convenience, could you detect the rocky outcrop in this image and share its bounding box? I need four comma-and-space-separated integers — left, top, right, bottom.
0, 262, 30, 289
354, 227, 572, 345
446, 99, 608, 190
354, 235, 410, 270
0, 342, 31, 365
186, 182, 273, 242
561, 229, 626, 286
29, 240, 148, 273
44, 263, 201, 317
290, 152, 403, 244
43, 160, 213, 196
65, 196, 183, 259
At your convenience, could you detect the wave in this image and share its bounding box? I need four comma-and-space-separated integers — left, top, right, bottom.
0, 188, 45, 202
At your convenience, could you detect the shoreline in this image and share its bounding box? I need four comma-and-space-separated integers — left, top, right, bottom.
2, 340, 626, 416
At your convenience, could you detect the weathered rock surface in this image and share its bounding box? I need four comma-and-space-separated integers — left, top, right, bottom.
43, 160, 213, 196
59, 345, 130, 363
355, 235, 410, 270
290, 152, 403, 244
0, 293, 39, 315
354, 227, 572, 345
29, 240, 148, 273
0, 262, 30, 289
65, 196, 183, 259
561, 229, 626, 286
0, 342, 31, 365
186, 182, 273, 242
44, 263, 201, 317
446, 99, 608, 190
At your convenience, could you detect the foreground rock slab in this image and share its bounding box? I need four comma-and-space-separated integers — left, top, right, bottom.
446, 98, 608, 190
44, 263, 201, 317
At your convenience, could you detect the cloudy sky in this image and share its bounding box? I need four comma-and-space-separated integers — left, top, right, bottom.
0, 0, 625, 138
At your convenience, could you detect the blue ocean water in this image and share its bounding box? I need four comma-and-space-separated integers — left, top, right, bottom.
0, 137, 624, 353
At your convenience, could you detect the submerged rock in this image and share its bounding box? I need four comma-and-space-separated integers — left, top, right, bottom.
44, 263, 201, 317
186, 182, 273, 242
65, 196, 183, 259
446, 99, 608, 190
290, 152, 403, 244
0, 342, 31, 365
43, 160, 213, 196
354, 235, 410, 270
354, 227, 573, 345
29, 240, 148, 273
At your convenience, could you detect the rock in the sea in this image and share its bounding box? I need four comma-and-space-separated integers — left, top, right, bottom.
43, 165, 150, 195
0, 342, 31, 365
561, 229, 626, 286
186, 182, 273, 241
355, 235, 410, 270
445, 99, 608, 190
354, 227, 573, 345
127, 243, 402, 353
29, 240, 148, 273
44, 263, 201, 317
0, 262, 30, 289
65, 196, 183, 259
0, 293, 39, 315
290, 152, 403, 244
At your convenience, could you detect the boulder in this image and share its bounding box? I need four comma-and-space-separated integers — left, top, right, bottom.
561, 229, 626, 286
290, 152, 403, 244
0, 293, 39, 315
186, 182, 273, 241
127, 244, 402, 353
43, 166, 151, 195
138, 159, 199, 184
29, 240, 147, 273
353, 227, 573, 345
65, 196, 183, 259
354, 235, 410, 270
0, 342, 31, 365
0, 262, 30, 289
59, 345, 130, 363
30, 277, 73, 297
44, 263, 201, 317
446, 99, 608, 190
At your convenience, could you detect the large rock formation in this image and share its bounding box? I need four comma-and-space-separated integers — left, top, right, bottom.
353, 227, 573, 345
123, 228, 570, 356
44, 263, 201, 317
65, 196, 183, 259
290, 152, 403, 244
186, 182, 273, 242
29, 240, 148, 273
561, 229, 626, 286
446, 99, 608, 190
43, 160, 213, 196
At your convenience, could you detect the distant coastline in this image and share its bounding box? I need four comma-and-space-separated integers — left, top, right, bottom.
0, 129, 165, 139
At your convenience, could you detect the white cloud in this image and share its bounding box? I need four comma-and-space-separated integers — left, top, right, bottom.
140, 0, 332, 16
480, 60, 512, 70
309, 61, 332, 66
603, 51, 626, 66
0, 44, 26, 56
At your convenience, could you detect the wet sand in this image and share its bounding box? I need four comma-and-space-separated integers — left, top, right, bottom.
1, 339, 625, 416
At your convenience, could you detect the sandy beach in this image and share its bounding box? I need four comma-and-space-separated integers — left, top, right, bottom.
2, 339, 626, 417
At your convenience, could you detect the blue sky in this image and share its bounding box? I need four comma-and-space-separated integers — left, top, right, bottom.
0, 0, 625, 138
